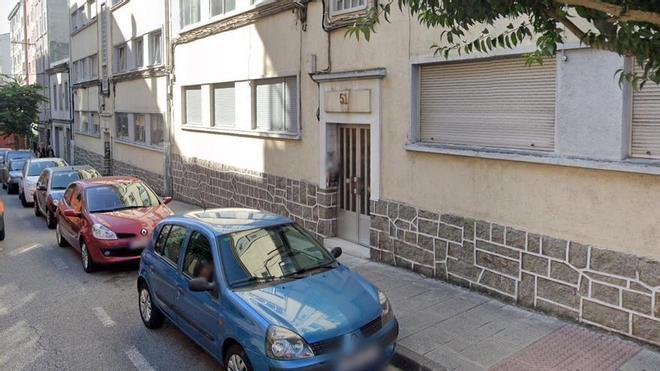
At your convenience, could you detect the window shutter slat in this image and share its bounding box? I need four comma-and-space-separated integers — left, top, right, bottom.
419, 57, 556, 151
631, 65, 660, 158
214, 85, 235, 127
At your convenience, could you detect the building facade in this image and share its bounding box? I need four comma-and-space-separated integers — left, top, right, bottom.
8, 1, 26, 83
69, 0, 168, 194
0, 33, 10, 82
167, 0, 660, 346
47, 59, 71, 160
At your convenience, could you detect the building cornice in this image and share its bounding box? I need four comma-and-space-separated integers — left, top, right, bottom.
311, 68, 387, 82
173, 0, 298, 45
73, 79, 101, 89
111, 66, 169, 83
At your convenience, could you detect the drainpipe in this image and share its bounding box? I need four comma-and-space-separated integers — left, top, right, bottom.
164, 0, 173, 197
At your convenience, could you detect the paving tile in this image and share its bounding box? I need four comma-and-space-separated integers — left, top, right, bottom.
399, 322, 456, 355
619, 349, 660, 371
426, 346, 486, 371
460, 338, 525, 368
397, 308, 456, 338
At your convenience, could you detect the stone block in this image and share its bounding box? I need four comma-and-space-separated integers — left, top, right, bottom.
418, 209, 439, 220
518, 272, 536, 307
434, 239, 448, 261
582, 300, 630, 333
579, 275, 590, 296
622, 290, 653, 315
448, 241, 474, 264
585, 271, 627, 287
479, 270, 516, 296
476, 221, 490, 240
541, 236, 567, 260
590, 247, 638, 279
373, 200, 388, 216
527, 233, 541, 253
440, 214, 463, 227
632, 315, 660, 345
417, 234, 434, 252
491, 224, 505, 244
568, 242, 589, 269
435, 262, 447, 279
403, 231, 417, 245
418, 219, 438, 236
371, 215, 389, 232
522, 253, 549, 276
394, 240, 434, 266
369, 229, 379, 247
629, 282, 652, 294
505, 227, 526, 250
475, 240, 520, 259
550, 261, 580, 285
463, 219, 475, 241
395, 219, 411, 231
638, 259, 660, 287
536, 298, 580, 321
387, 202, 399, 220
537, 277, 580, 309
413, 264, 434, 278
438, 223, 462, 243
447, 258, 482, 282
398, 205, 416, 222
591, 282, 619, 306
476, 251, 519, 277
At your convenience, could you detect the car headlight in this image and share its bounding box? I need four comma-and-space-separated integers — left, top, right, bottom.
92, 223, 118, 240
266, 326, 314, 360
379, 290, 394, 326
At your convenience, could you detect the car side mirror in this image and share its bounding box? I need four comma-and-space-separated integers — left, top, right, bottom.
188, 277, 215, 292
162, 196, 173, 205
331, 247, 343, 258
63, 208, 81, 218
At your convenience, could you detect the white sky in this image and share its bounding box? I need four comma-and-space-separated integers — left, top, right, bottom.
0, 1, 19, 35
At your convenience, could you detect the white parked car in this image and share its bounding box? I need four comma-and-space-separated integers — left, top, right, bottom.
19, 158, 68, 207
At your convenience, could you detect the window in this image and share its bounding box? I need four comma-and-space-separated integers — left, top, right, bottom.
159, 225, 188, 265
213, 83, 235, 128
183, 232, 214, 281
417, 56, 556, 151
115, 44, 127, 73
116, 113, 129, 139
149, 31, 162, 65
89, 54, 98, 79
631, 65, 660, 159
133, 38, 143, 68
211, 0, 235, 16
155, 225, 172, 256
88, 0, 97, 19
134, 114, 146, 143
332, 0, 366, 14
180, 0, 200, 28
59, 84, 63, 110
52, 84, 57, 111
150, 114, 165, 147
254, 77, 298, 133
184, 86, 202, 125
80, 112, 89, 133
64, 83, 69, 110
90, 113, 99, 135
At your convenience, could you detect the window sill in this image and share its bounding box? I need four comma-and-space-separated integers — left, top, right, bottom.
70, 17, 97, 37
75, 131, 101, 139
114, 139, 164, 153
405, 142, 660, 176
181, 125, 301, 140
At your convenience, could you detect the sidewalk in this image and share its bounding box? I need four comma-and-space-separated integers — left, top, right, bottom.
169, 202, 660, 371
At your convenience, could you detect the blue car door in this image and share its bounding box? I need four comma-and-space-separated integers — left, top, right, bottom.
175, 230, 223, 354
149, 224, 190, 318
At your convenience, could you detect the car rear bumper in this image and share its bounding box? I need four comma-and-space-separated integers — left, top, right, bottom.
87, 238, 146, 265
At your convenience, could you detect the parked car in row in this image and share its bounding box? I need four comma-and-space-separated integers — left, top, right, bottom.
2, 150, 33, 192
34, 166, 102, 228
56, 176, 173, 272
137, 209, 398, 371
0, 148, 11, 168
19, 158, 68, 207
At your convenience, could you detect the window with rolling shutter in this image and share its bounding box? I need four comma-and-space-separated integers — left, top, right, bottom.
213, 84, 235, 128
254, 77, 298, 133
631, 67, 660, 159
418, 56, 557, 151
184, 86, 202, 125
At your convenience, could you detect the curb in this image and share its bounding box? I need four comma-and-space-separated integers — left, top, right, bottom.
391, 344, 446, 371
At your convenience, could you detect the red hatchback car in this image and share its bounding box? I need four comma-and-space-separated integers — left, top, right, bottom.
55, 176, 173, 272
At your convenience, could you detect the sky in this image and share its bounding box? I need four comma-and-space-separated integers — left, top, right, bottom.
0, 1, 18, 35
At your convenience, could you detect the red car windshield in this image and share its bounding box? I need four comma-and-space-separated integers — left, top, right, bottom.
86, 182, 160, 213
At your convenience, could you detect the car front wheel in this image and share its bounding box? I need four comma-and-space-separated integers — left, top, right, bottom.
225, 345, 253, 371
138, 284, 164, 329
56, 224, 69, 247
80, 241, 96, 273
34, 199, 42, 217
46, 210, 56, 229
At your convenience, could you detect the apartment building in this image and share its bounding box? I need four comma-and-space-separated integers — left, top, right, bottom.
0, 33, 10, 82
47, 59, 71, 160
70, 0, 168, 193
168, 0, 660, 345
8, 1, 26, 83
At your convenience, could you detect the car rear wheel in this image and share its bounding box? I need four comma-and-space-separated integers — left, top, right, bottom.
8, 184, 17, 194
138, 284, 164, 329
56, 224, 69, 247
46, 210, 56, 229
34, 198, 42, 217
81, 241, 96, 273
225, 345, 253, 371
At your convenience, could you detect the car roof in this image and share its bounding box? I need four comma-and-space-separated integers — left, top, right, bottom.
27, 157, 64, 163
166, 208, 292, 236
76, 176, 142, 188
49, 165, 97, 173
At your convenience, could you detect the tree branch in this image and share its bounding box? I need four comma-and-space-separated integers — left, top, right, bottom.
554, 0, 660, 26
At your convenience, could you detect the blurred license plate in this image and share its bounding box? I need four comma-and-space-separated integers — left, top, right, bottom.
130, 240, 147, 249
338, 346, 380, 371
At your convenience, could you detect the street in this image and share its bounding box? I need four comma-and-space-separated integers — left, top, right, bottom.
0, 192, 401, 371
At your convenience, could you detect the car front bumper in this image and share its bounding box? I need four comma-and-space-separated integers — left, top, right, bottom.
254, 319, 399, 371
86, 238, 148, 265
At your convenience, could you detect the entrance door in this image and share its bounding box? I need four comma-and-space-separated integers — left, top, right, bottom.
337, 126, 371, 245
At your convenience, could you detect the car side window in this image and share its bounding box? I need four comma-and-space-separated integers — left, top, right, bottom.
63, 184, 75, 205
69, 187, 83, 212
154, 225, 172, 255
183, 232, 214, 283
37, 172, 47, 188
159, 225, 187, 266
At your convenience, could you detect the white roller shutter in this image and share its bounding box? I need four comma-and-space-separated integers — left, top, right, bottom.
631, 67, 660, 158
419, 56, 557, 151
185, 87, 202, 125
255, 77, 298, 133
213, 84, 235, 128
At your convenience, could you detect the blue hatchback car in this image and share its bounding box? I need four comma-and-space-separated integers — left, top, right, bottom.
137, 208, 398, 371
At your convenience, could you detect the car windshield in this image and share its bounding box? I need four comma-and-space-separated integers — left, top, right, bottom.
219, 224, 336, 288
10, 160, 26, 171
86, 182, 161, 213
28, 160, 65, 176
51, 169, 101, 190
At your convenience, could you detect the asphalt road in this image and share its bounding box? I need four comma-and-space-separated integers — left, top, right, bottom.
0, 191, 400, 371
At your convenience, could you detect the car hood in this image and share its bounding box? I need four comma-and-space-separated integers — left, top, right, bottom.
49, 190, 65, 201
9, 171, 22, 178
90, 205, 173, 237
233, 265, 381, 343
